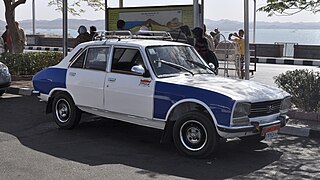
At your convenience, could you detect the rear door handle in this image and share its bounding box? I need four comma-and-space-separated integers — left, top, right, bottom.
108, 77, 116, 82
69, 72, 76, 76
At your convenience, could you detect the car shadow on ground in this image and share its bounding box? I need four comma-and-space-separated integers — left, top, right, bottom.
0, 96, 286, 179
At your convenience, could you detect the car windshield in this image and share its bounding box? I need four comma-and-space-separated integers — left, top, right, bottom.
146, 45, 214, 78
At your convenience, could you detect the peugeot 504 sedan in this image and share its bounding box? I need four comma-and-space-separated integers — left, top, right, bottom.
33, 33, 291, 157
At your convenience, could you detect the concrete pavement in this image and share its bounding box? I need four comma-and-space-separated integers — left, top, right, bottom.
5, 80, 320, 139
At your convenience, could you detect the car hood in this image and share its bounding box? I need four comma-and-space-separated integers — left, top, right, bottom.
157, 74, 290, 102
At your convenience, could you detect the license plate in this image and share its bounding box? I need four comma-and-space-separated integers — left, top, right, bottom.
262, 125, 280, 141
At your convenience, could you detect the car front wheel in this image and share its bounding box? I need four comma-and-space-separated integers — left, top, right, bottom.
0, 90, 5, 96
173, 111, 218, 158
52, 92, 81, 129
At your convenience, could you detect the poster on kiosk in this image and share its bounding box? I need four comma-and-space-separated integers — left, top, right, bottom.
108, 5, 195, 32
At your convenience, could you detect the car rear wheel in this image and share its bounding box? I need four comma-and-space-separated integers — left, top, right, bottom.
52, 92, 81, 129
173, 111, 218, 158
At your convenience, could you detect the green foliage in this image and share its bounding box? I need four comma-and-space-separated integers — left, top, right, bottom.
275, 69, 320, 112
0, 52, 63, 76
259, 0, 320, 16
48, 0, 105, 16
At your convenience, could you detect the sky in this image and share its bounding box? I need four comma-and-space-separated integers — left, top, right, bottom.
1, 0, 320, 23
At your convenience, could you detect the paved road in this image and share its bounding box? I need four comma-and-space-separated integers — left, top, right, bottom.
0, 95, 319, 179
251, 63, 320, 87
219, 63, 320, 87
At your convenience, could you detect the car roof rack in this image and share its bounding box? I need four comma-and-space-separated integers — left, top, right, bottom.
94, 30, 173, 41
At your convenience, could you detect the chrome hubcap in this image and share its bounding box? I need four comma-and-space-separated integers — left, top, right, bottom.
55, 99, 70, 123
186, 127, 201, 144
180, 120, 207, 151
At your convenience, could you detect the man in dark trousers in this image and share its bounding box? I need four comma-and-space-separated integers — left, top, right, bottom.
1, 25, 11, 53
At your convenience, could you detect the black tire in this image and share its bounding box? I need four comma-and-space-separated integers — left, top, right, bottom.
173, 111, 218, 158
52, 92, 81, 129
0, 90, 5, 96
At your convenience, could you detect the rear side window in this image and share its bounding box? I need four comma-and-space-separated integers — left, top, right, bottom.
70, 47, 109, 71
70, 50, 86, 68
84, 47, 109, 71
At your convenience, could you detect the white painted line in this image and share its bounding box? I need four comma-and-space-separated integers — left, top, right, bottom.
276, 58, 284, 64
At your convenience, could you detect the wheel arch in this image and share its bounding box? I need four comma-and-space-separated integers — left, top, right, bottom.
161, 99, 220, 143
46, 88, 74, 114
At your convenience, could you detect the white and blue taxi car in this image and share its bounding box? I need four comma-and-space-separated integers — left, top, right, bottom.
33, 34, 291, 157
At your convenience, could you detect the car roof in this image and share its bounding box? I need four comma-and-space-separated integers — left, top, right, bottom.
78, 39, 191, 48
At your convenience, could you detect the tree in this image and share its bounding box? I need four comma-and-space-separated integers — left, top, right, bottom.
4, 0, 26, 53
48, 0, 105, 16
259, 0, 320, 16
2, 0, 105, 54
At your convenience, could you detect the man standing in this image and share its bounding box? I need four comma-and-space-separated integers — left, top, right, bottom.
1, 25, 12, 53
16, 22, 26, 53
229, 29, 245, 79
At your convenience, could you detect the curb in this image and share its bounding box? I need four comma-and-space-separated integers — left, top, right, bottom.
250, 57, 320, 67
6, 87, 33, 96
279, 125, 320, 139
25, 46, 72, 52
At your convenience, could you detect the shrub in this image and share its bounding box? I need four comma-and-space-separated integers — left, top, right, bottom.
275, 69, 320, 112
0, 52, 63, 76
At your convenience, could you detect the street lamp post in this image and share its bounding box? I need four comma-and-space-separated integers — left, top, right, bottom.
244, 0, 250, 80
63, 0, 68, 57
253, 0, 256, 43
32, 0, 35, 35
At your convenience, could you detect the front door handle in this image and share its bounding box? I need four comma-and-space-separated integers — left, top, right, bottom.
108, 77, 116, 82
69, 72, 76, 76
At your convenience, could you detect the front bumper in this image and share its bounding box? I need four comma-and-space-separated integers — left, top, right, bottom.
0, 81, 11, 90
217, 115, 289, 138
0, 72, 11, 90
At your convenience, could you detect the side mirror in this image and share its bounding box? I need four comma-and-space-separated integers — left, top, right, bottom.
208, 63, 218, 75
131, 65, 145, 76
208, 63, 215, 70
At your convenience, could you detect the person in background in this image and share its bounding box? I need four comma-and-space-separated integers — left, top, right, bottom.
210, 28, 220, 47
15, 21, 26, 53
89, 26, 98, 40
0, 36, 4, 54
74, 25, 91, 47
204, 25, 215, 52
179, 25, 194, 46
229, 29, 245, 78
192, 27, 219, 72
15, 21, 27, 53
1, 25, 11, 53
117, 19, 126, 30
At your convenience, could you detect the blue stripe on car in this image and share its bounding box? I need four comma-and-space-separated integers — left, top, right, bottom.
154, 81, 235, 126
32, 68, 67, 95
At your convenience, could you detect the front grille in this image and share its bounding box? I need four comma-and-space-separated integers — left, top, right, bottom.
249, 99, 282, 118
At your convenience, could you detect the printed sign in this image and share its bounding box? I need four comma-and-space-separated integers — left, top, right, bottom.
108, 5, 194, 31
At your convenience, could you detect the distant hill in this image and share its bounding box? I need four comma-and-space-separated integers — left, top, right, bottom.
205, 19, 320, 31
1, 18, 320, 34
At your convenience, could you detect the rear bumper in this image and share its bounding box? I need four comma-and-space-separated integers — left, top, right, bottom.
217, 115, 289, 138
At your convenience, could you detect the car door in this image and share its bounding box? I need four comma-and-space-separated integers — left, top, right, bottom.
67, 46, 109, 109
104, 47, 154, 119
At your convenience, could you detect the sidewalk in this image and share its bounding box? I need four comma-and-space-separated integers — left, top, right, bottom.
5, 80, 320, 139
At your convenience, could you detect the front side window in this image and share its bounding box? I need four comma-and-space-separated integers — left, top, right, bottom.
146, 45, 214, 77
111, 48, 145, 74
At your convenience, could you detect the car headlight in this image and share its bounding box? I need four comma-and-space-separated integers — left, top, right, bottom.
232, 102, 251, 126
280, 97, 291, 114
0, 62, 9, 74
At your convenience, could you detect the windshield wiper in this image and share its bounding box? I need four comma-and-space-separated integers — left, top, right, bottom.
155, 59, 194, 76
185, 60, 217, 75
